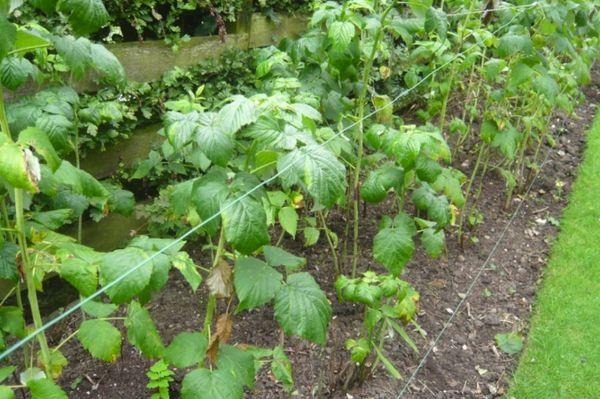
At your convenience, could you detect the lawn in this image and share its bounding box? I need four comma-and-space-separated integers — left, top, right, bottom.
507, 108, 600, 398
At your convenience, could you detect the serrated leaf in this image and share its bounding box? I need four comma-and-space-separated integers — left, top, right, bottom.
360, 164, 404, 203
27, 378, 67, 399
0, 142, 39, 192
216, 95, 257, 135
206, 260, 233, 298
373, 224, 414, 276
181, 368, 243, 399
125, 301, 164, 359
263, 245, 306, 270
18, 127, 61, 171
278, 206, 298, 237
89, 43, 125, 86
328, 21, 355, 50
51, 35, 91, 78
59, 257, 97, 296
77, 319, 121, 362
13, 29, 50, 54
173, 252, 202, 292
492, 127, 520, 160
274, 272, 331, 345
495, 332, 523, 355
497, 33, 533, 57
421, 227, 444, 258
303, 226, 320, 246
164, 332, 207, 368
54, 161, 109, 208
271, 346, 294, 392
424, 7, 447, 39
278, 145, 346, 208
0, 56, 34, 90
221, 195, 269, 255
81, 300, 117, 318
0, 306, 25, 337
415, 155, 442, 183
193, 112, 235, 167
59, 0, 109, 35
0, 16, 16, 60
214, 345, 256, 389
234, 257, 283, 312
99, 247, 153, 304
0, 242, 18, 281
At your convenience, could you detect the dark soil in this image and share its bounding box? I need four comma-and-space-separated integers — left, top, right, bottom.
9, 68, 599, 399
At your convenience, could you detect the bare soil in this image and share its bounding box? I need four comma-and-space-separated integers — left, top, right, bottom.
9, 68, 599, 399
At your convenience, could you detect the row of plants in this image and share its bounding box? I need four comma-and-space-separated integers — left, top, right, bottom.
15, 0, 315, 50
0, 0, 598, 398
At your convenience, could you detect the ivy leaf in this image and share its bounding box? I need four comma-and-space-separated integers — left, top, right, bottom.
125, 301, 165, 359
195, 112, 235, 167
216, 345, 256, 389
181, 368, 243, 399
59, 0, 109, 35
495, 332, 523, 355
27, 378, 67, 399
360, 164, 404, 203
278, 145, 346, 208
271, 346, 294, 392
263, 246, 306, 271
0, 56, 35, 90
234, 257, 283, 312
373, 223, 415, 276
278, 206, 298, 237
77, 319, 121, 362
0, 142, 38, 192
164, 332, 207, 368
59, 258, 97, 297
221, 194, 270, 255
0, 242, 18, 281
328, 21, 355, 50
99, 247, 153, 304
274, 272, 332, 345
421, 228, 445, 258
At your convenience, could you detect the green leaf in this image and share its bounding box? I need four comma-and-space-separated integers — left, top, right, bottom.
0, 386, 14, 399
0, 142, 39, 192
374, 347, 401, 379
89, 43, 125, 86
77, 319, 121, 362
12, 29, 50, 54
495, 332, 523, 355
421, 228, 444, 258
234, 257, 283, 312
278, 145, 346, 208
173, 252, 202, 292
125, 301, 164, 359
216, 345, 256, 389
35, 114, 73, 152
18, 127, 61, 171
274, 272, 332, 345
492, 127, 520, 160
278, 206, 298, 237
0, 16, 16, 60
483, 58, 506, 81
303, 226, 320, 246
30, 0, 57, 14
480, 119, 498, 142
497, 33, 533, 57
51, 35, 90, 78
181, 368, 243, 399
164, 332, 207, 368
59, 0, 108, 35
99, 247, 153, 304
0, 306, 25, 337
81, 300, 117, 318
0, 242, 18, 281
373, 224, 415, 276
0, 366, 15, 384
263, 245, 306, 271
360, 165, 404, 203
271, 346, 294, 392
216, 95, 257, 135
59, 257, 97, 296
534, 74, 559, 99
54, 161, 109, 209
415, 156, 442, 183
424, 7, 447, 39
328, 21, 355, 50
195, 112, 235, 167
27, 378, 67, 399
0, 56, 34, 90
221, 194, 270, 255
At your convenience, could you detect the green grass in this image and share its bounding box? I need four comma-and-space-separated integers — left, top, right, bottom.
507, 108, 600, 398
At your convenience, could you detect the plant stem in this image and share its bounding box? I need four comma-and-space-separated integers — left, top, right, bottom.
457, 143, 488, 244
203, 227, 226, 337
15, 189, 52, 374
318, 211, 340, 276
351, 3, 394, 278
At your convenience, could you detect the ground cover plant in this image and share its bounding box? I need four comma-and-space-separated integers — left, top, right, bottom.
0, 0, 599, 398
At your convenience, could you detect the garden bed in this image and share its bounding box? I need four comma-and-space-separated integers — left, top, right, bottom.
31, 67, 600, 399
